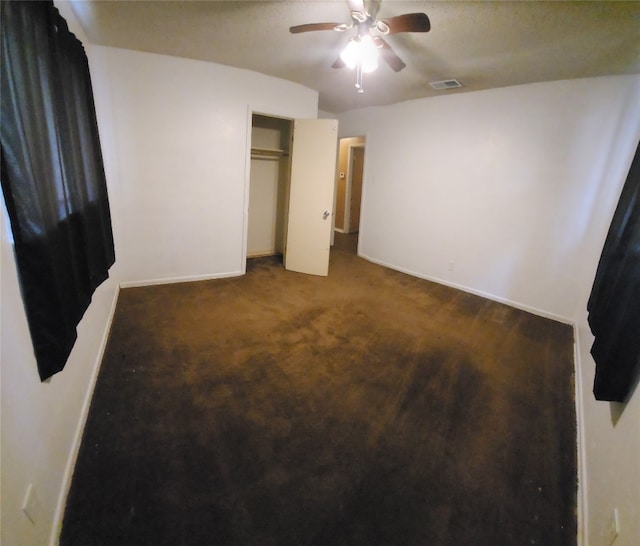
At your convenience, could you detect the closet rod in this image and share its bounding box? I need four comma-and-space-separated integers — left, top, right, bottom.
250, 147, 288, 159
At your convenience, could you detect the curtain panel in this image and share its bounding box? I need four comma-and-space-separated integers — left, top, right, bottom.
1, 1, 115, 380
587, 140, 640, 402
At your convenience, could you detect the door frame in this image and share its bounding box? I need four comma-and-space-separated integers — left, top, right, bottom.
242, 109, 339, 276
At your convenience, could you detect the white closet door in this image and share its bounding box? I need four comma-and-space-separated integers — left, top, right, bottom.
285, 119, 338, 276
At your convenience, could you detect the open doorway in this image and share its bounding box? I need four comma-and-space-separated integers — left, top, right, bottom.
334, 136, 365, 254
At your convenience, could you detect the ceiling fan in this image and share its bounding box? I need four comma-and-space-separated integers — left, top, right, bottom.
289, 0, 430, 92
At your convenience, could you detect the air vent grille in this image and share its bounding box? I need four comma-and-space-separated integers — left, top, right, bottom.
429, 79, 463, 90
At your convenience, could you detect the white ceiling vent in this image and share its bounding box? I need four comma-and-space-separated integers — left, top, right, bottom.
429, 79, 463, 90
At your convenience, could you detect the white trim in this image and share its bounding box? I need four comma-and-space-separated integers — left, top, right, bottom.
344, 146, 353, 234
241, 104, 253, 275
49, 284, 120, 546
359, 253, 573, 324
573, 325, 589, 546
119, 270, 242, 289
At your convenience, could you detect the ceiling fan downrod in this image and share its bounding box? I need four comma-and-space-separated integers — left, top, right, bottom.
355, 63, 364, 93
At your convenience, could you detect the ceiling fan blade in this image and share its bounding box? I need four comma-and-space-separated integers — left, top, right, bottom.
374, 37, 406, 72
380, 13, 430, 34
289, 22, 344, 34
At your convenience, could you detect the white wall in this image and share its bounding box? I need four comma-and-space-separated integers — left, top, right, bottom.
318, 109, 337, 120
0, 5, 121, 546
338, 75, 640, 545
576, 326, 640, 546
339, 76, 639, 322
573, 102, 640, 546
90, 46, 318, 286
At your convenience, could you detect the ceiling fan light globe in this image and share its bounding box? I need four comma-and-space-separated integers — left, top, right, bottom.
360, 54, 378, 73
360, 34, 379, 72
340, 38, 360, 69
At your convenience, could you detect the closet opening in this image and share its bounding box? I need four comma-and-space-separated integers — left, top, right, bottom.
247, 114, 293, 265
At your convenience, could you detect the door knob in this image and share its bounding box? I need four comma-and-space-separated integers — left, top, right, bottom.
323, 210, 330, 219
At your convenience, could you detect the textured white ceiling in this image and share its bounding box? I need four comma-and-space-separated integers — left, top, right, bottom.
69, 0, 640, 113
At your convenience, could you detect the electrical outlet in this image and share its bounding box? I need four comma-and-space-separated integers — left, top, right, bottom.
605, 508, 620, 545
22, 483, 40, 524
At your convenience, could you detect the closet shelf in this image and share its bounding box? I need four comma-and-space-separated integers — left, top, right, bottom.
251, 147, 289, 159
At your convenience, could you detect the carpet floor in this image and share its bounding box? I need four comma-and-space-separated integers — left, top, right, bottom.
61, 240, 576, 546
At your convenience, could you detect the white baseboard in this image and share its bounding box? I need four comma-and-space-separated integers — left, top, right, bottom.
573, 326, 589, 546
49, 284, 121, 546
359, 253, 573, 324
247, 251, 281, 259
119, 270, 242, 289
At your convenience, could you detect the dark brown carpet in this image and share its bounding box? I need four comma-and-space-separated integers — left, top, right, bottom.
61, 243, 576, 546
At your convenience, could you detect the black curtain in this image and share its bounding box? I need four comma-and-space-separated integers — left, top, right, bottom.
1, 1, 115, 380
587, 140, 640, 402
